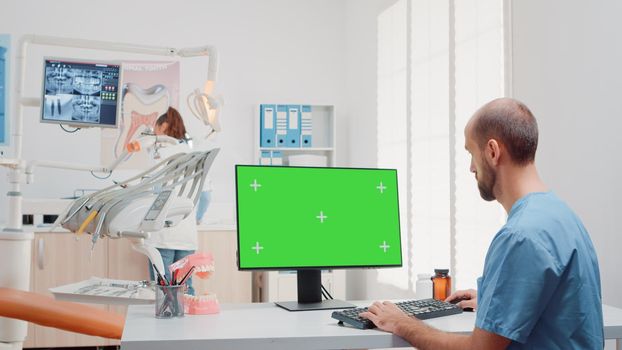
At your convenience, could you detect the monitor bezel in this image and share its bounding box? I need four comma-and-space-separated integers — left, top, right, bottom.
40, 57, 123, 129
235, 164, 403, 271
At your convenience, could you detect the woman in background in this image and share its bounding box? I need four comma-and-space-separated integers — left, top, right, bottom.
147, 106, 197, 294
154, 106, 187, 140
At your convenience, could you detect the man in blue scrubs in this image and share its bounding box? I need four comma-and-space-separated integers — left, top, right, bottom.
361, 98, 604, 349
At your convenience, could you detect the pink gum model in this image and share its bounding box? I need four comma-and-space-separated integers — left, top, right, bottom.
169, 252, 219, 314
184, 294, 220, 314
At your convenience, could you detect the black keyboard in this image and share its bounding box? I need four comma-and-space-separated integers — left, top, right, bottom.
331, 298, 463, 329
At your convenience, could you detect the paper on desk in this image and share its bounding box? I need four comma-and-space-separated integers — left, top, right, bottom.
50, 277, 156, 305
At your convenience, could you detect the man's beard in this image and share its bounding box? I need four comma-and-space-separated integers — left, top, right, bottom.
477, 161, 496, 201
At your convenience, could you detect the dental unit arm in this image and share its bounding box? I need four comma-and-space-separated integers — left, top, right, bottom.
59, 148, 219, 275
24, 134, 179, 184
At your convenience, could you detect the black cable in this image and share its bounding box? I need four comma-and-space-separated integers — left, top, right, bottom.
321, 284, 333, 300
60, 124, 81, 133
91, 170, 112, 179
321, 289, 328, 300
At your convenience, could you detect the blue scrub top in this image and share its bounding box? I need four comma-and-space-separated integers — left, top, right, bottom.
475, 192, 603, 349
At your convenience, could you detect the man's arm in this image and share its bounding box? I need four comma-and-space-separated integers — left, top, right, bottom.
360, 301, 511, 350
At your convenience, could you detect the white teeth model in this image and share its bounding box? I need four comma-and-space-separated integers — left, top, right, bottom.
184, 293, 218, 301
198, 294, 217, 301
194, 264, 215, 272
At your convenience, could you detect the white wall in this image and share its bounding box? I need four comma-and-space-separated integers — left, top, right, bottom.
344, 0, 400, 300
511, 0, 622, 311
344, 0, 622, 310
0, 0, 347, 224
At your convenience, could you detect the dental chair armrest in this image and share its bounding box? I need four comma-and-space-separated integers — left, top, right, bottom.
0, 288, 125, 339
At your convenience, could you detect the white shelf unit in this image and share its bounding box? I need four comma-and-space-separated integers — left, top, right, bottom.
252, 103, 345, 303
255, 104, 336, 166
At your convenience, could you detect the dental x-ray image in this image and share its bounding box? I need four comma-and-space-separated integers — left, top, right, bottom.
45, 65, 75, 94
73, 70, 103, 95
41, 59, 121, 127
71, 95, 101, 123
43, 94, 74, 121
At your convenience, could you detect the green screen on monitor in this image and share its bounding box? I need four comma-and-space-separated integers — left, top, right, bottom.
236, 165, 402, 270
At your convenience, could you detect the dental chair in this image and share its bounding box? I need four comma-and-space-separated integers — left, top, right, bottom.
0, 288, 124, 340
0, 148, 219, 346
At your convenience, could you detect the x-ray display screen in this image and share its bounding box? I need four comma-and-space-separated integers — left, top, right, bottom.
236, 165, 402, 270
41, 58, 121, 128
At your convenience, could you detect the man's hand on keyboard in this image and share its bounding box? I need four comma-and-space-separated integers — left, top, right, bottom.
359, 301, 418, 333
445, 289, 477, 311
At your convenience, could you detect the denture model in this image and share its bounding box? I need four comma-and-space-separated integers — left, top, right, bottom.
169, 252, 219, 315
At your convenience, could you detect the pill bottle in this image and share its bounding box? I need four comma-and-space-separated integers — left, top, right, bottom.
432, 269, 451, 301
415, 273, 433, 300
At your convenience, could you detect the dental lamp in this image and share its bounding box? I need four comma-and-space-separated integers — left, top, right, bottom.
178, 45, 224, 139
187, 89, 223, 140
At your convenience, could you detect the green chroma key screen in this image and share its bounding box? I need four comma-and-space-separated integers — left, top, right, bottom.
236, 165, 402, 269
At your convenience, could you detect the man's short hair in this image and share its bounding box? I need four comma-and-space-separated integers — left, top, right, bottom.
473, 98, 538, 165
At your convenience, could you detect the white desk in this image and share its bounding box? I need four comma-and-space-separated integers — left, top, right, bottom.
121, 302, 622, 350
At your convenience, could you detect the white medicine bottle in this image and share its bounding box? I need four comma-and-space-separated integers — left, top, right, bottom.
415, 273, 433, 300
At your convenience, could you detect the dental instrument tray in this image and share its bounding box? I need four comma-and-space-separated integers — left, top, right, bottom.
50, 277, 156, 305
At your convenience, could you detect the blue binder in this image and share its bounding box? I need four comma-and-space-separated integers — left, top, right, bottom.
300, 105, 312, 147
276, 105, 288, 147
286, 105, 300, 147
260, 104, 276, 147
260, 151, 271, 165
0, 46, 6, 145
271, 151, 283, 165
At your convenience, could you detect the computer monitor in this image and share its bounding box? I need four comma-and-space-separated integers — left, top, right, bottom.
41, 58, 121, 128
235, 165, 402, 311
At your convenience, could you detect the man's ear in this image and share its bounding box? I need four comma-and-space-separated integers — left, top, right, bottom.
485, 139, 501, 166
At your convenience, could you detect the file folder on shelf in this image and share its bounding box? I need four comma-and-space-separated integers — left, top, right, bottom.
276, 105, 288, 147
260, 151, 271, 165
271, 151, 283, 166
301, 105, 312, 147
260, 104, 276, 147
285, 105, 300, 148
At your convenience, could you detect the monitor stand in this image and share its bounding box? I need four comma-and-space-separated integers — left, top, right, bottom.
275, 269, 356, 312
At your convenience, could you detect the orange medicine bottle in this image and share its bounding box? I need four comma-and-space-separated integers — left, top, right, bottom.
432, 269, 451, 300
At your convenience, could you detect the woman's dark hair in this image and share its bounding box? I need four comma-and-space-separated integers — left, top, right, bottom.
156, 107, 187, 139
